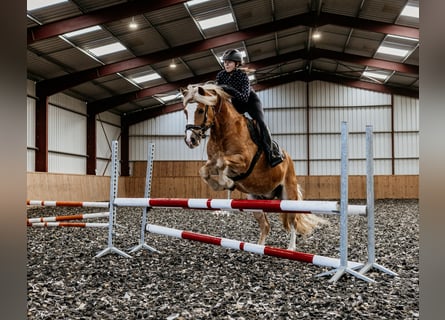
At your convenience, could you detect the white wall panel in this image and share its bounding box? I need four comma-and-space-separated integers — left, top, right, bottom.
309, 81, 391, 107
48, 154, 86, 174
309, 107, 392, 133
273, 134, 307, 159
27, 150, 35, 172
96, 119, 121, 159
48, 93, 86, 114
48, 105, 86, 155
256, 81, 307, 108
265, 108, 307, 134
27, 79, 36, 96
130, 111, 196, 161
47, 102, 87, 174
394, 95, 419, 131
395, 159, 419, 174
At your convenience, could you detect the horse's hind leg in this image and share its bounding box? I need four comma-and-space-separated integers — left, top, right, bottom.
253, 211, 270, 245
288, 213, 297, 251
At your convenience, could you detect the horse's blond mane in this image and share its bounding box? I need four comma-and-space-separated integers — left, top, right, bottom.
182, 82, 231, 106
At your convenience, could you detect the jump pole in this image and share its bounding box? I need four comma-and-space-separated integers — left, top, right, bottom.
147, 223, 363, 269
27, 212, 109, 224
129, 142, 159, 254
358, 125, 398, 277
95, 140, 131, 258
27, 222, 109, 228
114, 198, 367, 215
27, 200, 109, 208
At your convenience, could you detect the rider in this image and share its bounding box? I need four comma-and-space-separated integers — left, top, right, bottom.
216, 49, 284, 167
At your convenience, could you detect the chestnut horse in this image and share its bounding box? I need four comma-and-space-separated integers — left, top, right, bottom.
180, 83, 325, 250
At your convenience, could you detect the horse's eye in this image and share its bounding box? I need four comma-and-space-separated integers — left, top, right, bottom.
198, 108, 205, 114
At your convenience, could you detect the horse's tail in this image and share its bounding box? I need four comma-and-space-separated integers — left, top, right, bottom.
281, 184, 329, 236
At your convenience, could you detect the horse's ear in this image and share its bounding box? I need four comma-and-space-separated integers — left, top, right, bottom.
197, 86, 206, 96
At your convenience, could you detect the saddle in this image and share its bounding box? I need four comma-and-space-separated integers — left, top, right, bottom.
230, 117, 281, 182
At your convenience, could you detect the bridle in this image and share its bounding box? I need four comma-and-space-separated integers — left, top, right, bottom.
185, 103, 214, 139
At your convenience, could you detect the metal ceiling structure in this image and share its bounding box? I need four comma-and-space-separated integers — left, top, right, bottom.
28, 0, 419, 122
27, 0, 419, 174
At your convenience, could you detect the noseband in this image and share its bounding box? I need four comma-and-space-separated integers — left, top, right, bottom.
185, 104, 214, 138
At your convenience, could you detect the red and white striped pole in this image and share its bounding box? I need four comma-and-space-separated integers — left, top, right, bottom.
115, 198, 366, 215
27, 200, 109, 208
146, 224, 363, 270
27, 212, 109, 224
27, 222, 109, 228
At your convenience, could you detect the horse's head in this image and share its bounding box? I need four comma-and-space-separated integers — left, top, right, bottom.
181, 83, 226, 149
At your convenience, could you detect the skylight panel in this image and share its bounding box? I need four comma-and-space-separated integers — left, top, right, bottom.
27, 0, 68, 11
187, 0, 212, 6
131, 73, 162, 84
362, 71, 390, 81
376, 46, 410, 58
386, 34, 418, 43
64, 26, 102, 38
88, 42, 127, 57
401, 5, 419, 18
198, 13, 234, 30
157, 94, 179, 103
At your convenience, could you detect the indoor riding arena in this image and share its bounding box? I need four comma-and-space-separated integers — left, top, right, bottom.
26, 0, 419, 319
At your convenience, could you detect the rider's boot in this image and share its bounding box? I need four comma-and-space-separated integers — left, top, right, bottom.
260, 123, 284, 168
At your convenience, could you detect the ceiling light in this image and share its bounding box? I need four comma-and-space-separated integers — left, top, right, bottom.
129, 17, 138, 30
88, 42, 127, 57
131, 73, 162, 84
198, 13, 234, 30
169, 59, 177, 69
376, 45, 410, 57
64, 26, 102, 38
312, 31, 321, 40
28, 0, 68, 11
400, 5, 419, 18
248, 74, 256, 81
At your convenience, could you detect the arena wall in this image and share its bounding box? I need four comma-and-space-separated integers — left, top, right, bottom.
27, 161, 418, 201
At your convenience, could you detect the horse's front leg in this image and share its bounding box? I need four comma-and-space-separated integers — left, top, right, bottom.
216, 154, 250, 189
199, 160, 226, 191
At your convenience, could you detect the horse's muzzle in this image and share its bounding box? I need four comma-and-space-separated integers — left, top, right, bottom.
184, 130, 201, 149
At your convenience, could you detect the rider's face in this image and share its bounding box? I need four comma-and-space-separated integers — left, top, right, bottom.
223, 60, 237, 73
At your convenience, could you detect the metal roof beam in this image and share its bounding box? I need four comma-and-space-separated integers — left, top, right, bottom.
121, 69, 417, 126
35, 11, 418, 97
27, 0, 189, 44
88, 48, 417, 114
318, 12, 419, 39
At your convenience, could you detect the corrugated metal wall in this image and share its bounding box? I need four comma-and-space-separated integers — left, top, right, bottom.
27, 80, 121, 175
129, 80, 419, 176
96, 112, 121, 176
27, 79, 418, 176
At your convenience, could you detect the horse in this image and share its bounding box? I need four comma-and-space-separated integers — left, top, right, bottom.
180, 83, 325, 251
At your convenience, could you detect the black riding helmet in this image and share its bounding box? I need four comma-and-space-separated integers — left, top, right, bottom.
222, 49, 243, 63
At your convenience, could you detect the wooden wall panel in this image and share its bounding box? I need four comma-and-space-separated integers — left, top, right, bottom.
27, 161, 418, 201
